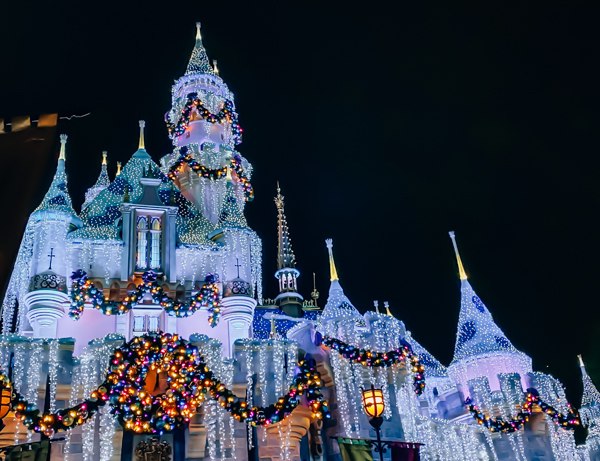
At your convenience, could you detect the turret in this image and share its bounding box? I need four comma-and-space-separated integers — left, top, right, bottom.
317, 239, 361, 337
273, 184, 303, 317
446, 231, 532, 398
82, 151, 111, 210
578, 355, 600, 434
162, 22, 252, 225
24, 135, 81, 337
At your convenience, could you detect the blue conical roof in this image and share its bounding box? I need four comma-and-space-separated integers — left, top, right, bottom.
451, 279, 521, 363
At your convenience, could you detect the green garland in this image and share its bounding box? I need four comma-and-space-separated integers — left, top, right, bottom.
321, 336, 426, 395
69, 270, 222, 326
466, 388, 580, 432
0, 332, 330, 437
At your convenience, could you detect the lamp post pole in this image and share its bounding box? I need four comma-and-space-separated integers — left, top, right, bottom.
369, 416, 384, 461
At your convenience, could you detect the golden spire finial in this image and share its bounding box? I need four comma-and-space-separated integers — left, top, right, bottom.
116, 161, 122, 176
102, 150, 108, 166
58, 134, 68, 161
448, 231, 468, 281
325, 238, 339, 282
213, 59, 219, 75
138, 120, 146, 150
384, 301, 393, 317
578, 354, 585, 368
274, 181, 284, 211
195, 22, 202, 40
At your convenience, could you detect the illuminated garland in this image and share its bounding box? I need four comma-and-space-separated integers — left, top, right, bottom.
466, 388, 580, 433
0, 332, 330, 436
0, 370, 108, 438
165, 92, 243, 144
167, 146, 254, 202
69, 270, 222, 326
321, 336, 425, 395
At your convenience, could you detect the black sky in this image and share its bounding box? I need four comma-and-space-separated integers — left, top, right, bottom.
1, 1, 599, 412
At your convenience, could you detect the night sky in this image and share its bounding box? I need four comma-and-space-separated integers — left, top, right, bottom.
1, 2, 599, 415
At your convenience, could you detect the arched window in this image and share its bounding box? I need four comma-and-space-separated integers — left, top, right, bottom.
149, 218, 162, 270
136, 217, 148, 270
135, 215, 163, 271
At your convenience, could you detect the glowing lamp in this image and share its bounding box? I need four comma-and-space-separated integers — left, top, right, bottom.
0, 382, 12, 421
361, 385, 385, 418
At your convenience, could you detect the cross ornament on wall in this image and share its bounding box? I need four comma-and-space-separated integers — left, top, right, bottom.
235, 257, 242, 279
47, 248, 56, 271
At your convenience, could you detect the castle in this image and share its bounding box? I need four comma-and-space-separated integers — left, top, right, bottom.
0, 22, 599, 461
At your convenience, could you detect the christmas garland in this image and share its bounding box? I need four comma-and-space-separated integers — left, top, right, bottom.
0, 332, 330, 436
167, 146, 254, 202
466, 388, 580, 433
69, 270, 222, 327
321, 336, 426, 395
165, 92, 243, 144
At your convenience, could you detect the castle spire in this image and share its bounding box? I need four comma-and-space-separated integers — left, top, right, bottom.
185, 22, 215, 76
273, 183, 302, 317
275, 182, 296, 270
33, 134, 77, 218
82, 151, 111, 210
320, 239, 361, 322
325, 238, 339, 282
449, 231, 467, 281
578, 355, 600, 407
448, 234, 529, 367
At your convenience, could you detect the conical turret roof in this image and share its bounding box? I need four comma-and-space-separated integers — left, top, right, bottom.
407, 334, 448, 378
83, 151, 111, 209
448, 232, 525, 364
579, 355, 600, 408
185, 22, 215, 76
34, 134, 78, 219
320, 239, 361, 321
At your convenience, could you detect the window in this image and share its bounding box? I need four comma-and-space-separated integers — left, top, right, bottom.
136, 217, 148, 270
135, 215, 162, 271
150, 218, 162, 270
132, 314, 161, 334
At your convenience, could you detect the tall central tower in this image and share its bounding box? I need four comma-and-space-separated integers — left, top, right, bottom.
163, 22, 252, 225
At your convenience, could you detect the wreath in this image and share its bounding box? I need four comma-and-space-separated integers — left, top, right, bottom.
69, 270, 222, 327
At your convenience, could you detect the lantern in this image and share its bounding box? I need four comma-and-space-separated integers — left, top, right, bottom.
0, 383, 12, 420
361, 384, 385, 418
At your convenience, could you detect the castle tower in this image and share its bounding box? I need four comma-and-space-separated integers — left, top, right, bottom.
23, 135, 81, 337
164, 22, 250, 225
578, 355, 600, 449
446, 231, 532, 398
82, 151, 111, 210
273, 184, 303, 317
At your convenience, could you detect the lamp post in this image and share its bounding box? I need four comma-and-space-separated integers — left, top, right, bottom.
0, 380, 12, 432
361, 384, 385, 461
